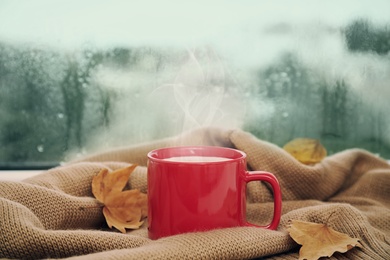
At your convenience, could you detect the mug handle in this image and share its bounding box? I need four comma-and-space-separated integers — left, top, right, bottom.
243, 171, 282, 230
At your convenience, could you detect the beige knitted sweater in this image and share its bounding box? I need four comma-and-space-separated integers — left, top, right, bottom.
1, 128, 389, 259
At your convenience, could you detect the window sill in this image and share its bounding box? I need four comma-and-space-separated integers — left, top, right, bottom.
0, 171, 43, 181
0, 161, 388, 182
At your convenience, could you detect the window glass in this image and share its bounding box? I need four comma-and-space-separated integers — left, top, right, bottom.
0, 0, 389, 168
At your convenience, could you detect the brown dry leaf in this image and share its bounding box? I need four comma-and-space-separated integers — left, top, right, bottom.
283, 138, 327, 165
287, 219, 361, 260
92, 165, 147, 233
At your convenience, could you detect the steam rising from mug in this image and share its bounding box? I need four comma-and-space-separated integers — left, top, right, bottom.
72, 47, 246, 156
150, 47, 246, 135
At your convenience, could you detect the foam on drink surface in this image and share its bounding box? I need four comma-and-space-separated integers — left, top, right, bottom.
163, 156, 230, 162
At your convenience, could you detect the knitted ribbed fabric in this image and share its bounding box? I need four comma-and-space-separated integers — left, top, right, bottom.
1, 128, 389, 259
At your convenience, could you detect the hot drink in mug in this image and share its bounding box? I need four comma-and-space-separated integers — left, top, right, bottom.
147, 146, 282, 240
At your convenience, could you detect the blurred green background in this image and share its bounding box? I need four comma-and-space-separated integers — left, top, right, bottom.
1, 16, 389, 167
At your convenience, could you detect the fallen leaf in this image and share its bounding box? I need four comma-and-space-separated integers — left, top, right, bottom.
283, 138, 327, 165
92, 165, 147, 233
287, 219, 361, 260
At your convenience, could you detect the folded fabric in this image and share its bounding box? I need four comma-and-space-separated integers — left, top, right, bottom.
1, 127, 389, 259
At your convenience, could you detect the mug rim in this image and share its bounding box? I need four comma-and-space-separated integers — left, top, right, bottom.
147, 145, 246, 164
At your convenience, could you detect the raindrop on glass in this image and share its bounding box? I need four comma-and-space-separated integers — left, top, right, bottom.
37, 145, 44, 153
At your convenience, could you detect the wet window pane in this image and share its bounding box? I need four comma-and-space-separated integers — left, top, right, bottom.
0, 1, 389, 168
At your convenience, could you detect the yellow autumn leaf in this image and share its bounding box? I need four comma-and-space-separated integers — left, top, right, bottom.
287, 219, 361, 260
91, 165, 148, 233
283, 138, 327, 165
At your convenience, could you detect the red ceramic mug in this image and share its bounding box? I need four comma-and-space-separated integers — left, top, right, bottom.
147, 146, 282, 240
